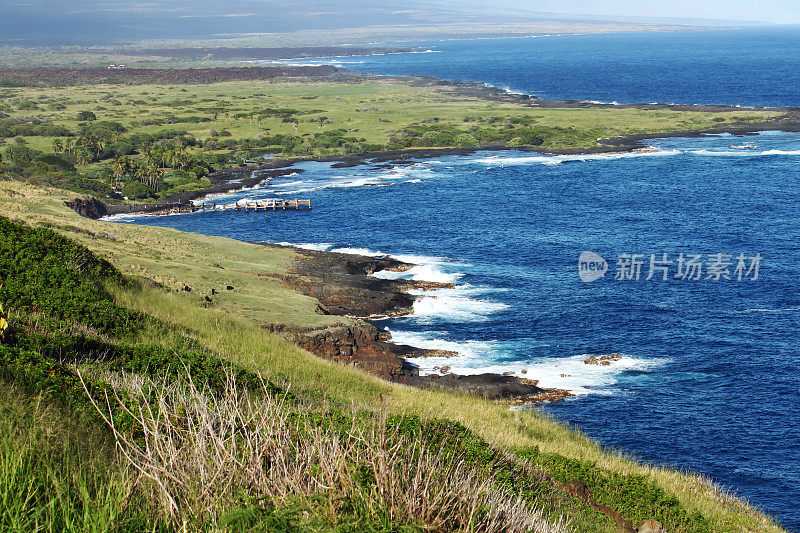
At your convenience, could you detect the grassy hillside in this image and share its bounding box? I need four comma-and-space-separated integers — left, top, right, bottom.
0, 180, 784, 532
0, 75, 781, 200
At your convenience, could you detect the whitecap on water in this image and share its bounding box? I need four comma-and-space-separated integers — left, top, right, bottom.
689, 148, 800, 157
329, 246, 386, 257
474, 149, 681, 166
406, 286, 510, 323
373, 263, 462, 284
273, 242, 334, 252
398, 335, 663, 396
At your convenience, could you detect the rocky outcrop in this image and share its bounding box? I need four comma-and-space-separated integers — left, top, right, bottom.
269, 245, 451, 317
289, 321, 414, 381
584, 354, 622, 366
260, 246, 572, 403
267, 320, 458, 381
64, 197, 108, 219
266, 320, 568, 402
409, 373, 571, 402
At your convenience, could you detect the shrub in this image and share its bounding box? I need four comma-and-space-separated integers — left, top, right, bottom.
36, 153, 76, 171
0, 217, 140, 338
456, 133, 479, 147
76, 110, 97, 121
4, 144, 38, 165
121, 180, 154, 200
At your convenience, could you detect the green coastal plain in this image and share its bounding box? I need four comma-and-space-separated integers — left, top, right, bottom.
0, 71, 783, 200
0, 66, 789, 532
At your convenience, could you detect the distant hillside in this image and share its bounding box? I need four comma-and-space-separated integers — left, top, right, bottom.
0, 0, 715, 46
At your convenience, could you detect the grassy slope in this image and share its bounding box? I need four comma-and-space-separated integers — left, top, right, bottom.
0, 180, 783, 532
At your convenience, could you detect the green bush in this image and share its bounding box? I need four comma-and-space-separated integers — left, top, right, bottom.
0, 216, 141, 338
3, 144, 38, 165
0, 386, 162, 532
36, 153, 76, 171
121, 180, 155, 200
76, 110, 97, 121
455, 133, 479, 147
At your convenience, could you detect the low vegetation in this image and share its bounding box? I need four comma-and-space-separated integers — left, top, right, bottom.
0, 75, 781, 200
0, 184, 785, 531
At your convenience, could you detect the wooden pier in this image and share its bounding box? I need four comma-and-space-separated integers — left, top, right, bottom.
174, 199, 311, 214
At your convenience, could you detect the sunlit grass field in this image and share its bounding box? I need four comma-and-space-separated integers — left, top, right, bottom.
1, 78, 781, 157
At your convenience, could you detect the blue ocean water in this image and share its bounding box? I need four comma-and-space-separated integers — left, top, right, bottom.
123, 29, 800, 528
282, 27, 800, 107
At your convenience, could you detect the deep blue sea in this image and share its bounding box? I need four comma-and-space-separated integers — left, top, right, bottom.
124, 28, 800, 529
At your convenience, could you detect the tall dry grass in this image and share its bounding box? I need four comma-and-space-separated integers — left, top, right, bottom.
80, 368, 565, 532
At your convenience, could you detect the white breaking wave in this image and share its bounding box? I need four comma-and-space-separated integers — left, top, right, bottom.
373, 263, 462, 284
407, 286, 509, 323
274, 242, 334, 251
390, 330, 501, 361
398, 334, 663, 396
390, 253, 450, 264
274, 243, 449, 267
761, 149, 800, 155
689, 149, 800, 157
520, 354, 663, 395
474, 149, 681, 166
329, 246, 386, 257
100, 212, 150, 221
273, 176, 385, 194
269, 164, 434, 194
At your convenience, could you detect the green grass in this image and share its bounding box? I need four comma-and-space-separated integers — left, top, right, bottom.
0, 79, 780, 151
0, 383, 161, 532
0, 220, 565, 530
0, 77, 782, 199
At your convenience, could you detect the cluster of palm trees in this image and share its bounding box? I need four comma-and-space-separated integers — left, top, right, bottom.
110, 142, 194, 192
52, 134, 107, 166
141, 143, 192, 171
49, 131, 199, 192
111, 156, 163, 192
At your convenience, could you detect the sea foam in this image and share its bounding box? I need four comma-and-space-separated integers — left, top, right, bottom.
474, 149, 681, 166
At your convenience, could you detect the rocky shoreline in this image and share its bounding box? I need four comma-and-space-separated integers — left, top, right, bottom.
64, 70, 800, 220
62, 71, 800, 404
259, 245, 571, 403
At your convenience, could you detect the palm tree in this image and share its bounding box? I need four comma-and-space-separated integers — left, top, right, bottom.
145, 146, 167, 168
94, 137, 106, 158
134, 160, 150, 186
75, 147, 91, 166
112, 156, 133, 188
175, 151, 190, 170
152, 166, 164, 192
52, 138, 63, 153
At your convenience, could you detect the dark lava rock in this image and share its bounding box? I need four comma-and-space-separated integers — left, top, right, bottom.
410, 373, 551, 401
64, 197, 108, 219
265, 245, 452, 318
